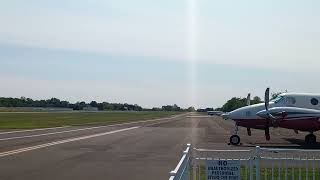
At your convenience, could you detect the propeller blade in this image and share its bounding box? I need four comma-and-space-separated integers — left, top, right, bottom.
265, 87, 270, 111
264, 87, 276, 119
264, 87, 277, 128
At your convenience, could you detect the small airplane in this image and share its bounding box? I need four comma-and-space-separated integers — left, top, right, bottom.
207, 111, 224, 116
222, 88, 320, 145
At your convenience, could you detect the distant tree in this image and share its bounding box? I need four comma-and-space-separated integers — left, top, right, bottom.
220, 97, 247, 112
90, 101, 98, 107
47, 98, 61, 107
196, 109, 206, 112
73, 101, 87, 110
133, 104, 142, 111
79, 102, 86, 110
251, 96, 262, 104
97, 103, 104, 111
162, 105, 173, 111
172, 104, 181, 111
0, 97, 144, 111
216, 95, 263, 112
151, 107, 162, 111
187, 107, 195, 112
60, 101, 69, 108
161, 104, 182, 111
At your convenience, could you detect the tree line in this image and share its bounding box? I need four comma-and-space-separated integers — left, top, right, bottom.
0, 97, 195, 112
0, 92, 284, 112
215, 96, 262, 112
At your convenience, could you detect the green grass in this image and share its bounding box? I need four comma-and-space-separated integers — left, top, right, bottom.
0, 107, 73, 112
196, 165, 320, 180
0, 111, 182, 129
257, 167, 320, 180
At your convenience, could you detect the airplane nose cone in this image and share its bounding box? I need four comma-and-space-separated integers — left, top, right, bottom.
222, 110, 240, 120
224, 109, 241, 120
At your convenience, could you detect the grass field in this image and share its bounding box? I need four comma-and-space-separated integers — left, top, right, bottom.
0, 107, 73, 112
0, 111, 182, 129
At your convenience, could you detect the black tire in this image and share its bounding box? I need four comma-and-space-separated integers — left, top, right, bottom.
305, 134, 317, 144
229, 135, 241, 145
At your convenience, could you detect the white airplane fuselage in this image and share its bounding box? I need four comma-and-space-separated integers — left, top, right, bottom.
227, 93, 320, 132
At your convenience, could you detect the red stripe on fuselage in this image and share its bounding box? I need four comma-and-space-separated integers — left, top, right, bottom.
234, 117, 320, 131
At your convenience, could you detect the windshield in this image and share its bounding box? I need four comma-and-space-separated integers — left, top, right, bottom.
271, 96, 284, 103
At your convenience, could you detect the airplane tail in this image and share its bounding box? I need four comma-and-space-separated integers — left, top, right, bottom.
246, 93, 251, 106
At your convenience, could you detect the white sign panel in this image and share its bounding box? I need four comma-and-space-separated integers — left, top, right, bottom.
206, 160, 240, 180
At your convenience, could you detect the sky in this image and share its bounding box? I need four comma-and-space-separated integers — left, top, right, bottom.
1, 0, 320, 108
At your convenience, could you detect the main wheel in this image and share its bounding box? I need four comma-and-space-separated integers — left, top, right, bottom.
305, 134, 317, 144
229, 135, 241, 145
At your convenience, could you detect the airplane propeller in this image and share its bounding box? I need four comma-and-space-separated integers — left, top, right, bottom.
264, 88, 276, 120
264, 87, 275, 141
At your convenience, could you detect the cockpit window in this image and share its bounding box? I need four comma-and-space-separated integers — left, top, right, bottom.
271, 96, 284, 104
286, 97, 296, 105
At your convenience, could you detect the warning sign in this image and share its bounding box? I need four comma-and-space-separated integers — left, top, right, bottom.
206, 160, 240, 180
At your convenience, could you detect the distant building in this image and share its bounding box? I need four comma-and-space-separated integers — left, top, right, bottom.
82, 106, 99, 111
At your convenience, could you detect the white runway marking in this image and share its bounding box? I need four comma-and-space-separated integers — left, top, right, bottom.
0, 114, 186, 141
186, 116, 210, 118
0, 126, 140, 157
0, 126, 70, 135
144, 114, 197, 127
0, 126, 120, 141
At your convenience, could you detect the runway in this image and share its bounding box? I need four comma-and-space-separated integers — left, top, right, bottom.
0, 113, 319, 180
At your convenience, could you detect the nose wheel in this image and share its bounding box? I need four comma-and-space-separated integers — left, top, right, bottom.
229, 135, 241, 145
229, 125, 241, 145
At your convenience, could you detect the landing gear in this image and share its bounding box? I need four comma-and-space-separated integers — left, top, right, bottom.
265, 133, 271, 141
265, 127, 270, 141
247, 128, 252, 136
305, 134, 317, 144
229, 135, 241, 145
229, 125, 241, 145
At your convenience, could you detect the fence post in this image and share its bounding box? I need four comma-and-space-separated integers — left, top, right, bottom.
169, 171, 176, 177
185, 144, 191, 180
185, 144, 191, 154
255, 146, 261, 180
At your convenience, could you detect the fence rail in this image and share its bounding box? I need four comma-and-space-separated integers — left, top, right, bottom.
169, 145, 320, 180
169, 144, 191, 180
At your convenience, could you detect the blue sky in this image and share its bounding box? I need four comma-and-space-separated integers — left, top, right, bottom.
1, 0, 320, 108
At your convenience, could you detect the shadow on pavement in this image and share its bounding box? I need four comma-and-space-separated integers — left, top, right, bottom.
241, 138, 320, 149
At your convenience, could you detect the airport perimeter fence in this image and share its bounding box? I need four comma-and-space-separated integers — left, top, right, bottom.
169, 144, 320, 180
169, 144, 191, 180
